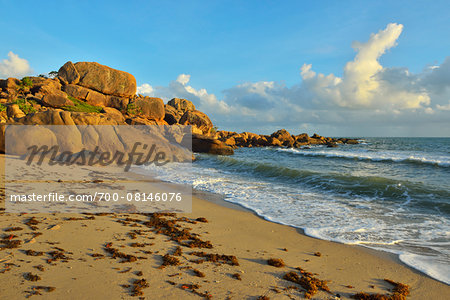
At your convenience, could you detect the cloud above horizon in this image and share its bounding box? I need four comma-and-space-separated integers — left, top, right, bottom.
0, 51, 33, 78
137, 23, 450, 136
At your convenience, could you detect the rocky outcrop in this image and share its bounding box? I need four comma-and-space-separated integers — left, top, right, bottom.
164, 98, 196, 125
71, 62, 136, 97
182, 134, 234, 155
271, 129, 295, 147
179, 110, 213, 135
0, 60, 359, 158
217, 129, 358, 149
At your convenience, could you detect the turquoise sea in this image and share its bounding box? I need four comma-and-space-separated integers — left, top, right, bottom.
143, 137, 450, 284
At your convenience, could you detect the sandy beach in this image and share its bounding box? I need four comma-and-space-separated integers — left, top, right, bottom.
0, 155, 449, 299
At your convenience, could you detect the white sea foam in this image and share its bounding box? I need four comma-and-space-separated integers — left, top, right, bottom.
140, 145, 450, 285
399, 253, 450, 285
276, 148, 450, 167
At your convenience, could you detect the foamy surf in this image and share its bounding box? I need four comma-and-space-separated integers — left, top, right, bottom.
275, 147, 450, 167
141, 137, 450, 285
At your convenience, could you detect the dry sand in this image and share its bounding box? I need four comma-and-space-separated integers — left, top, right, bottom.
0, 155, 449, 299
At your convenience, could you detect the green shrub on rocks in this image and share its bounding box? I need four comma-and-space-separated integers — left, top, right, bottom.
63, 96, 104, 113
13, 98, 36, 114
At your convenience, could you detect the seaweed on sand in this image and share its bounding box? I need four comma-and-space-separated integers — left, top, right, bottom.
267, 258, 285, 267
192, 269, 205, 277
282, 270, 331, 299
103, 243, 137, 263
142, 214, 213, 249
131, 278, 149, 296
4, 227, 23, 232
190, 251, 239, 266
24, 217, 40, 230
173, 246, 183, 256
23, 250, 44, 256
351, 279, 410, 300
180, 284, 212, 299
159, 254, 180, 268
24, 272, 41, 281
0, 237, 22, 249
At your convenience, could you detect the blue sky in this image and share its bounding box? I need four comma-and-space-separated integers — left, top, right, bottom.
1, 0, 449, 136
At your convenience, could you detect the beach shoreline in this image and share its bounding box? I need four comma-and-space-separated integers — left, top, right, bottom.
1, 155, 449, 299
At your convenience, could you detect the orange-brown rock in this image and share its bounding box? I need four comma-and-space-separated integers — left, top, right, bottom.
73, 61, 136, 97
271, 129, 294, 147
295, 133, 310, 143
106, 95, 129, 111
224, 137, 236, 147
179, 110, 213, 135
63, 84, 107, 107
103, 107, 125, 123
164, 104, 181, 125
268, 137, 282, 147
167, 98, 195, 112
41, 93, 74, 108
0, 78, 20, 94
30, 77, 62, 95
57, 61, 80, 85
182, 133, 234, 155
6, 104, 25, 119
129, 97, 165, 121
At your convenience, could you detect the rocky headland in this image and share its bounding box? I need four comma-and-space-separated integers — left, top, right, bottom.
0, 61, 358, 156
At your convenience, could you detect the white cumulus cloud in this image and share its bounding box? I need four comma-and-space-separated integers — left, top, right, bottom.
300, 23, 430, 110
0, 51, 33, 78
137, 83, 154, 96
136, 23, 450, 136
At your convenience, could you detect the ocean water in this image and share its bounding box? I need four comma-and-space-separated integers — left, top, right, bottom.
142, 137, 450, 284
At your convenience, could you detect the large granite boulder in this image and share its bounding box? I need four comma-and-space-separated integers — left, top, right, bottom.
58, 61, 80, 85
63, 84, 107, 107
30, 77, 62, 96
182, 134, 233, 155
128, 97, 165, 121
103, 107, 125, 123
71, 62, 136, 97
167, 98, 195, 112
6, 104, 25, 119
271, 129, 294, 147
41, 93, 74, 108
63, 84, 128, 110
179, 110, 213, 135
0, 78, 20, 94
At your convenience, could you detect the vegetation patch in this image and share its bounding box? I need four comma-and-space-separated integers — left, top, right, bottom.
12, 98, 36, 114
63, 96, 104, 113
